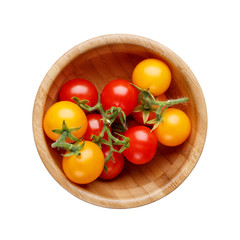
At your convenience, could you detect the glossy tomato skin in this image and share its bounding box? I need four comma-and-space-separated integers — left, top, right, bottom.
132, 59, 171, 96
59, 79, 98, 108
62, 141, 104, 184
43, 101, 87, 142
101, 79, 138, 116
84, 114, 109, 141
154, 108, 191, 146
123, 126, 158, 165
99, 146, 125, 180
132, 94, 167, 125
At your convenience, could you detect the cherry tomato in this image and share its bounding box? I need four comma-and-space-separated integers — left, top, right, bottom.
154, 108, 191, 146
43, 101, 87, 142
101, 79, 138, 116
132, 59, 171, 96
99, 146, 125, 180
123, 126, 158, 164
132, 94, 167, 125
84, 114, 109, 141
59, 79, 98, 108
62, 141, 104, 184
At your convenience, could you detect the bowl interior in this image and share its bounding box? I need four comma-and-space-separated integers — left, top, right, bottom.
36, 36, 207, 208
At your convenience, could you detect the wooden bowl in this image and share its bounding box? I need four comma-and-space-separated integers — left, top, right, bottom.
33, 34, 207, 208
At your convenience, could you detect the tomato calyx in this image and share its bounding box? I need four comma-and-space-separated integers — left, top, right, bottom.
133, 103, 157, 125
57, 141, 85, 157
51, 120, 81, 143
50, 120, 85, 156
73, 95, 130, 173
131, 84, 189, 131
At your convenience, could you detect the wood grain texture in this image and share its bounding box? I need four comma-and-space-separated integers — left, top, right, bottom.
32, 34, 207, 208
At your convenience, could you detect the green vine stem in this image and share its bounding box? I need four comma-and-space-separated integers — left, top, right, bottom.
51, 120, 80, 146
50, 120, 85, 157
49, 85, 187, 172
131, 84, 189, 131
73, 95, 130, 172
73, 95, 127, 128
49, 94, 130, 173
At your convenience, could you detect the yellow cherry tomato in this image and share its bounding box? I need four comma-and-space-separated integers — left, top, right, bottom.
43, 101, 87, 142
154, 108, 191, 146
62, 141, 104, 184
132, 58, 171, 96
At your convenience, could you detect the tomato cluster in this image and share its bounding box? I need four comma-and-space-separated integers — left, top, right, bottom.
43, 58, 191, 185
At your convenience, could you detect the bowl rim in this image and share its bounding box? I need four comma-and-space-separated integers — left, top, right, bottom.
32, 33, 208, 208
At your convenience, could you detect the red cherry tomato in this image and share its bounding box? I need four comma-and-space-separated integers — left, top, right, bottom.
84, 114, 109, 141
99, 146, 125, 180
59, 79, 98, 108
123, 126, 158, 165
101, 79, 138, 116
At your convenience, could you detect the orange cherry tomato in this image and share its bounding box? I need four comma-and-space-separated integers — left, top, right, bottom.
43, 101, 87, 142
62, 141, 104, 184
132, 59, 171, 96
154, 108, 191, 146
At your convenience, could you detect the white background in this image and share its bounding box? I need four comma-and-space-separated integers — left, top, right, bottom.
1, 0, 239, 239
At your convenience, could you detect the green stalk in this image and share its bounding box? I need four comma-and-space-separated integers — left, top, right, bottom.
72, 96, 130, 172
147, 97, 189, 108
131, 83, 189, 131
